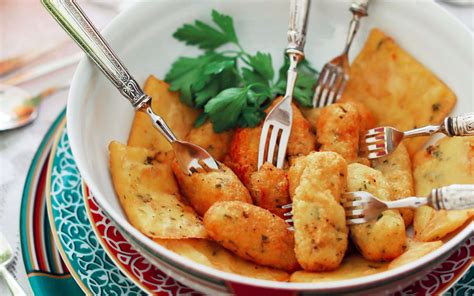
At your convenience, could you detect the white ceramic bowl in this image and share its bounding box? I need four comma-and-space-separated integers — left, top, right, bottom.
68, 0, 474, 294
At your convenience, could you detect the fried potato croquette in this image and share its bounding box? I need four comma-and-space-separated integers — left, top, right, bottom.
229, 98, 315, 185
155, 239, 290, 281
347, 163, 406, 261
290, 152, 348, 271
372, 143, 414, 226
128, 76, 198, 152
288, 153, 346, 201
388, 239, 443, 270
340, 29, 456, 155
317, 103, 362, 163
172, 161, 252, 216
413, 137, 474, 196
185, 121, 234, 161
109, 141, 207, 239
203, 201, 299, 272
290, 255, 387, 282
248, 163, 291, 218
414, 206, 474, 242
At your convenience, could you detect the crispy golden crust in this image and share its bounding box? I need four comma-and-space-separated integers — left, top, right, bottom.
372, 143, 414, 226
155, 239, 290, 281
414, 206, 474, 242
248, 163, 291, 218
291, 152, 348, 271
128, 76, 198, 152
109, 141, 207, 239
185, 121, 234, 162
340, 29, 456, 156
287, 101, 317, 158
317, 103, 362, 163
288, 152, 347, 201
290, 255, 387, 282
347, 163, 406, 261
413, 137, 474, 196
388, 239, 442, 270
172, 161, 252, 216
203, 201, 300, 272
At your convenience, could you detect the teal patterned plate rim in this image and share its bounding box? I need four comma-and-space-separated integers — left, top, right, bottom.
45, 122, 146, 295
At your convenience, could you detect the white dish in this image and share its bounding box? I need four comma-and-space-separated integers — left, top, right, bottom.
67, 0, 474, 294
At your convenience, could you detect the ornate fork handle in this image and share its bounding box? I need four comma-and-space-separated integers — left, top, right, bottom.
403, 112, 474, 138
430, 184, 474, 211
41, 0, 150, 109
350, 0, 370, 16
287, 0, 310, 56
343, 0, 370, 54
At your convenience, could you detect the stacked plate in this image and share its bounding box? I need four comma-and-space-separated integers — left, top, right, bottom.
19, 108, 473, 295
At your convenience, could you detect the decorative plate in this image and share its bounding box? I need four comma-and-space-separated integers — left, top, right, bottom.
46, 123, 195, 295
19, 109, 83, 296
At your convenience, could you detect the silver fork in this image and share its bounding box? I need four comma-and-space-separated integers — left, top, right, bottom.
42, 0, 219, 175
342, 184, 474, 225
258, 0, 310, 169
364, 113, 474, 160
312, 0, 369, 108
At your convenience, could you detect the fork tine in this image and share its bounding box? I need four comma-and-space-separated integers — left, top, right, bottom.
312, 66, 329, 107
285, 218, 293, 223
276, 127, 291, 169
368, 149, 389, 160
318, 68, 336, 108
266, 126, 280, 164
335, 76, 347, 100
283, 211, 292, 217
346, 218, 369, 225
365, 134, 385, 144
258, 122, 271, 169
281, 204, 293, 209
365, 127, 385, 137
326, 69, 345, 105
345, 209, 365, 217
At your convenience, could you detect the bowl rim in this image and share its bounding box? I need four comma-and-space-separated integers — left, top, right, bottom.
67, 0, 474, 291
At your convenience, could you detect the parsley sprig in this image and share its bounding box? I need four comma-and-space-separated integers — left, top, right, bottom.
165, 10, 318, 132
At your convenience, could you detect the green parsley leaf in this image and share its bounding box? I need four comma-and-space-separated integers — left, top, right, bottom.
248, 52, 274, 81
204, 87, 249, 132
173, 10, 238, 50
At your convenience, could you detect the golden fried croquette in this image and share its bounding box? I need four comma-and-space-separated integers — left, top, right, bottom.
203, 201, 300, 272
186, 121, 234, 162
372, 143, 414, 226
347, 163, 406, 261
248, 163, 291, 218
317, 103, 362, 163
290, 152, 348, 271
288, 152, 347, 201
388, 239, 442, 269
229, 97, 316, 185
172, 161, 252, 216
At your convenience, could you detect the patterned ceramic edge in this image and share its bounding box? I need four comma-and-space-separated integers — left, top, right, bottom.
83, 184, 198, 295
45, 124, 145, 295
19, 109, 83, 296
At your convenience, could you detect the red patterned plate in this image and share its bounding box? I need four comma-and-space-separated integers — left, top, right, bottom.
83, 184, 472, 295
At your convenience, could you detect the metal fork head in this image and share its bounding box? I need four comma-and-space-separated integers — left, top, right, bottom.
258, 97, 293, 170
172, 140, 220, 176
364, 126, 404, 159
341, 191, 388, 225
312, 52, 349, 108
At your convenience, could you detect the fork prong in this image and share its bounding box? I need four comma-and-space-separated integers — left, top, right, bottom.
276, 127, 291, 169
366, 143, 386, 152
345, 209, 365, 217
266, 125, 280, 164
346, 217, 369, 225
326, 69, 345, 106
318, 68, 337, 108
312, 66, 330, 107
368, 149, 389, 160
335, 76, 347, 99
365, 134, 385, 144
288, 226, 295, 231
258, 122, 271, 169
281, 203, 293, 209
342, 200, 368, 208
285, 218, 293, 223
365, 127, 385, 137
283, 211, 293, 217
